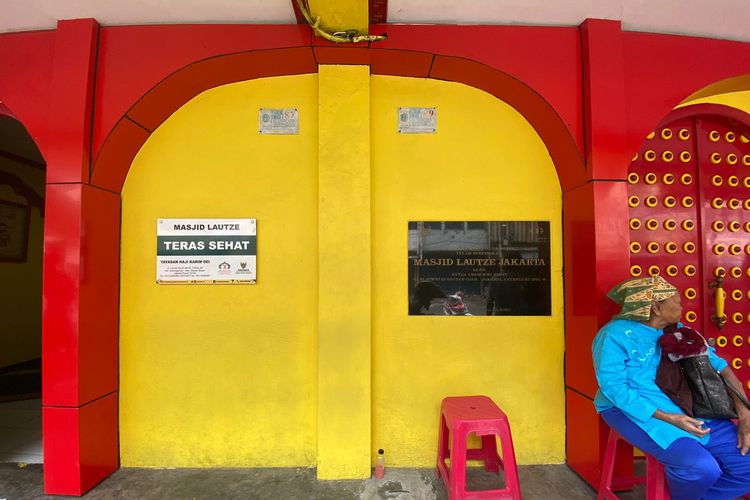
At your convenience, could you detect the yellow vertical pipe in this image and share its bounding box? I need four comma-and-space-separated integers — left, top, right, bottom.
317, 65, 371, 479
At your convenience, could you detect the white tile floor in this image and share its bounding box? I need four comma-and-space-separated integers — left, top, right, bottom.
0, 398, 42, 464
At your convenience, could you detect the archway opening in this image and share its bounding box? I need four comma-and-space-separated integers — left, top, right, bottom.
0, 104, 46, 464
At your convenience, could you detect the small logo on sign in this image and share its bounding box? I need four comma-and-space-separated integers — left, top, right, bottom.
240, 262, 247, 269
219, 262, 231, 270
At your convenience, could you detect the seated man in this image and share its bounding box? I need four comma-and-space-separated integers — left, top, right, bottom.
592, 276, 750, 500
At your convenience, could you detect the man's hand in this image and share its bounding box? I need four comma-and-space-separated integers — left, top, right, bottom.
654, 410, 710, 437
737, 416, 750, 455
669, 414, 711, 437
720, 367, 750, 454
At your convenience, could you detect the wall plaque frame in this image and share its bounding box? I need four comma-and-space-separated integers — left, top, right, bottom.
0, 200, 30, 262
408, 221, 551, 316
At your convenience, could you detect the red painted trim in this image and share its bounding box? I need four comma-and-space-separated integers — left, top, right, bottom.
91, 47, 316, 192
92, 25, 313, 159
370, 49, 432, 78
370, 24, 585, 153
581, 19, 628, 180
0, 102, 14, 117
290, 0, 306, 24
89, 117, 150, 193
0, 30, 56, 153
126, 46, 316, 132
429, 54, 585, 191
622, 31, 750, 160
46, 19, 99, 184
656, 103, 750, 134
91, 47, 583, 194
313, 46, 371, 65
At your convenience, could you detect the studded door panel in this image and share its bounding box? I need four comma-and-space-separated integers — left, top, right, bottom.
628, 118, 704, 331
696, 119, 750, 385
628, 115, 750, 389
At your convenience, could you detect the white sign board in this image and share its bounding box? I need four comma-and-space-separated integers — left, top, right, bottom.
398, 107, 437, 134
259, 108, 299, 134
156, 219, 256, 284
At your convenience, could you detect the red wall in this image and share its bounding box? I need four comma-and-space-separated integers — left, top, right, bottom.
2, 18, 750, 495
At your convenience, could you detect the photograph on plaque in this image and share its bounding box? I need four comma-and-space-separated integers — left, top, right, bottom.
408, 221, 551, 316
0, 200, 30, 262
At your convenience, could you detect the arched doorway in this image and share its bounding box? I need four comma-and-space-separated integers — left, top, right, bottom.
42, 47, 583, 493
0, 106, 45, 464
117, 70, 566, 468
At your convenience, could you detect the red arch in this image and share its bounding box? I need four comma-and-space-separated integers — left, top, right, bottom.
90, 47, 584, 193
46, 45, 585, 495
657, 103, 750, 133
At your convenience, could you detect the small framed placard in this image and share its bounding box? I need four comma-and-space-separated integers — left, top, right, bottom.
398, 107, 436, 134
0, 201, 30, 262
156, 218, 257, 284
259, 108, 299, 135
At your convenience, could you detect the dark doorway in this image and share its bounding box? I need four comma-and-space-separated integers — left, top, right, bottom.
0, 106, 45, 463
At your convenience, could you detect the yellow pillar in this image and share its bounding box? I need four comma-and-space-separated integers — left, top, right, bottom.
317, 65, 371, 479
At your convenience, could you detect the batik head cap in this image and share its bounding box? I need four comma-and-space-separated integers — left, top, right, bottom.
607, 275, 678, 321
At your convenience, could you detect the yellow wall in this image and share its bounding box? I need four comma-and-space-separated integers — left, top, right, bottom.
680, 89, 750, 112
119, 74, 319, 467
0, 158, 44, 369
370, 76, 565, 466
308, 0, 368, 35
119, 71, 565, 470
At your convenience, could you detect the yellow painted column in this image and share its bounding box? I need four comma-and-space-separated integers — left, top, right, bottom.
317, 65, 371, 479
308, 0, 368, 34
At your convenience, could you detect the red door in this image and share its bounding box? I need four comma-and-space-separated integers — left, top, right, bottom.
629, 112, 750, 388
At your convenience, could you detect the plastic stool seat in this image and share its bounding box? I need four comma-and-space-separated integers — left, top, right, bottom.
436, 395, 522, 500
598, 427, 670, 500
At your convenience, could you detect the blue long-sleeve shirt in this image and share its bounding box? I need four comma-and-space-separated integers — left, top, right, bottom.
592, 319, 728, 449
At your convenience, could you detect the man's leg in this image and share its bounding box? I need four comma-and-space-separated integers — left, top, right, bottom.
601, 408, 721, 500
700, 418, 750, 500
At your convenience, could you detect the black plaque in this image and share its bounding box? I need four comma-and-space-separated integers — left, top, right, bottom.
408, 221, 551, 316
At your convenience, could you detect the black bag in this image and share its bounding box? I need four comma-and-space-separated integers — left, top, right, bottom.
680, 355, 737, 419
657, 324, 750, 419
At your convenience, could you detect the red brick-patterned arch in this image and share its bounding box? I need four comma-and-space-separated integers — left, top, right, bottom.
59, 45, 583, 496
90, 47, 584, 193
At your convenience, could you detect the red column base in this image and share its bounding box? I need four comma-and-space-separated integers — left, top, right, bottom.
43, 392, 119, 496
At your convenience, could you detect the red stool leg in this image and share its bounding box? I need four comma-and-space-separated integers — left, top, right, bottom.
646, 455, 670, 500
497, 421, 522, 500
480, 434, 501, 473
449, 426, 468, 500
598, 429, 620, 500
437, 412, 450, 479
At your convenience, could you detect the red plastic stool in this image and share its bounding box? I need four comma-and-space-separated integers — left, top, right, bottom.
436, 395, 521, 499
598, 427, 670, 499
